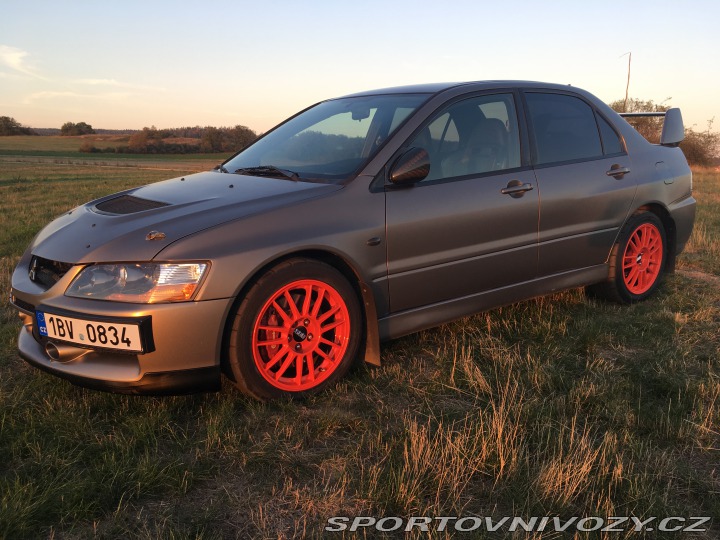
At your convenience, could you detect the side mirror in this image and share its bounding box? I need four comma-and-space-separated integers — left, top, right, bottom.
389, 147, 430, 185
660, 108, 685, 147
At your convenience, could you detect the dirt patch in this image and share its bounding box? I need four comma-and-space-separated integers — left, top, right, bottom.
677, 269, 720, 285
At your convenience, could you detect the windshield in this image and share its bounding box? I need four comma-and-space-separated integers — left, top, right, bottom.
222, 94, 428, 182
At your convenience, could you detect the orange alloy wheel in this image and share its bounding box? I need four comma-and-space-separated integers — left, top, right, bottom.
251, 279, 352, 391
621, 222, 664, 295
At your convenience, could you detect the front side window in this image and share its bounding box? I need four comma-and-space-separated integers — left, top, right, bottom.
525, 92, 603, 165
409, 93, 521, 182
223, 94, 428, 182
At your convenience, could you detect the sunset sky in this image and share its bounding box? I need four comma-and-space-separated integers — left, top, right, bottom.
2, 0, 718, 134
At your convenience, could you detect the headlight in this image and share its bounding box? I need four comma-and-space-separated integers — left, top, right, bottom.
65, 263, 208, 303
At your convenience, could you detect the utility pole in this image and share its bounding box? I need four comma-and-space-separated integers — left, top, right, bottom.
621, 52, 632, 112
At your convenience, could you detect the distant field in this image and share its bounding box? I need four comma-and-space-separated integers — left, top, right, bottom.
0, 135, 230, 165
0, 158, 718, 538
0, 134, 126, 153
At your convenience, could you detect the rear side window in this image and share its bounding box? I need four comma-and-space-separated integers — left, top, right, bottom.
525, 93, 603, 165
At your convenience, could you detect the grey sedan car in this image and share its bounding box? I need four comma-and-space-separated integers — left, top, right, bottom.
10, 81, 695, 400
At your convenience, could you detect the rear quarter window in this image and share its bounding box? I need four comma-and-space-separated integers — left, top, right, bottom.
596, 113, 624, 155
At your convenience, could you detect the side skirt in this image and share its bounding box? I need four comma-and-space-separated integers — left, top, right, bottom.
378, 264, 608, 341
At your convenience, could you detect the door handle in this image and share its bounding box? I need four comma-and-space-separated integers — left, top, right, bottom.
501, 181, 534, 198
606, 165, 630, 178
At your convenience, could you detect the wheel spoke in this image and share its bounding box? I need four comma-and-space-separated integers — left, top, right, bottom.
271, 300, 292, 325
258, 325, 284, 333
264, 346, 290, 371
317, 304, 341, 324
320, 318, 343, 333
315, 348, 332, 363
628, 235, 640, 255
647, 240, 661, 258
319, 337, 338, 349
301, 284, 312, 316
295, 355, 303, 385
646, 233, 658, 250
310, 288, 325, 318
306, 355, 315, 381
255, 337, 285, 348
284, 290, 301, 320
275, 352, 297, 380
625, 265, 640, 288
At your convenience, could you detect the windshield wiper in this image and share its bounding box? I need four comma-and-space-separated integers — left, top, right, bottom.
233, 165, 299, 182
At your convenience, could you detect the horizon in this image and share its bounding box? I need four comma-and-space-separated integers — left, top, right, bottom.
2, 1, 718, 134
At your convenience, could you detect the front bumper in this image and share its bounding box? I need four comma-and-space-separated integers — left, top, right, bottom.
11, 259, 231, 395
17, 326, 220, 394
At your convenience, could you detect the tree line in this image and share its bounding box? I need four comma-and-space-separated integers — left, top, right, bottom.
0, 116, 36, 136
1, 116, 257, 154
79, 125, 258, 154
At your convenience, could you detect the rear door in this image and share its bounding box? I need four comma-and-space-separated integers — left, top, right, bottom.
385, 92, 539, 313
523, 91, 636, 276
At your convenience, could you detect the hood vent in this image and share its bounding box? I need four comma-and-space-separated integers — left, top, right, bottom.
95, 195, 170, 215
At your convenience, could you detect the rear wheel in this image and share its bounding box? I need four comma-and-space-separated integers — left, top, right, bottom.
226, 258, 362, 400
588, 212, 667, 303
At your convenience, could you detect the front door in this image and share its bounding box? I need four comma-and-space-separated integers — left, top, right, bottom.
386, 93, 539, 313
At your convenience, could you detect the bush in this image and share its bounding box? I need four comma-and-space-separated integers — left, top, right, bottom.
78, 141, 100, 153
610, 98, 719, 166
679, 121, 720, 167
61, 122, 96, 136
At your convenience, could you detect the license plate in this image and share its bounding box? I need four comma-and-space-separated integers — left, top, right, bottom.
36, 311, 143, 352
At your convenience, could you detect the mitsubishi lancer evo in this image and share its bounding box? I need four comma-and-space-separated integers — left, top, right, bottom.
10, 81, 695, 400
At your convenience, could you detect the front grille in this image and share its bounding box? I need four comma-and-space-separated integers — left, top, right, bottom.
29, 256, 73, 290
95, 195, 169, 215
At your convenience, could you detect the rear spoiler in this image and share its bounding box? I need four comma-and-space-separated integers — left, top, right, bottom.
619, 108, 685, 147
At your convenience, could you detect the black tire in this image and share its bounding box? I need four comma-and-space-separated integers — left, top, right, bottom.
587, 212, 667, 304
226, 258, 362, 400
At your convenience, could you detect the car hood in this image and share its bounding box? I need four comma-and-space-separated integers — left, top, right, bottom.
28, 171, 342, 264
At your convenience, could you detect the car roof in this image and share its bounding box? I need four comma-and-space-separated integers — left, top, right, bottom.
339, 80, 578, 98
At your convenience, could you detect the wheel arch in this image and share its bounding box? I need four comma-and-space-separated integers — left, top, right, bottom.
220, 249, 381, 380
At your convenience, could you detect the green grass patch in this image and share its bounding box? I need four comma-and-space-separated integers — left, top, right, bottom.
0, 163, 718, 538
0, 135, 231, 162
0, 135, 111, 153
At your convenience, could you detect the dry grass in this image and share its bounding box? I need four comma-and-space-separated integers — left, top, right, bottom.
0, 165, 718, 538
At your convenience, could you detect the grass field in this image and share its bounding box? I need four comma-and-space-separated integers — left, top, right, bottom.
0, 153, 718, 538
0, 135, 229, 167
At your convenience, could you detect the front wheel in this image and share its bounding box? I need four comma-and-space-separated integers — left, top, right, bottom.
226, 259, 362, 400
588, 212, 667, 303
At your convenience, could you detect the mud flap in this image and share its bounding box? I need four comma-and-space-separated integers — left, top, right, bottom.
359, 281, 381, 366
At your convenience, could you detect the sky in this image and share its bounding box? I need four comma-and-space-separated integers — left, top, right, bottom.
1, 0, 718, 134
